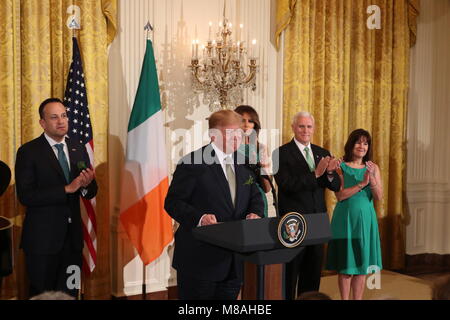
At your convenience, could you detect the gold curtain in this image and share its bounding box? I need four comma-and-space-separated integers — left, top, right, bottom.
275, 0, 419, 270
0, 0, 117, 299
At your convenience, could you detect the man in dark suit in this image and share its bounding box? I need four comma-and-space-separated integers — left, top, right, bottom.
164, 110, 264, 300
15, 98, 97, 298
273, 111, 340, 300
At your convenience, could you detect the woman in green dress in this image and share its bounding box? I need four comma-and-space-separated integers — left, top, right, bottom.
326, 129, 383, 300
234, 105, 271, 217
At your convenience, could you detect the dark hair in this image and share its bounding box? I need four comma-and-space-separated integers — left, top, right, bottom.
234, 105, 261, 135
343, 129, 372, 163
297, 291, 332, 300
39, 98, 64, 119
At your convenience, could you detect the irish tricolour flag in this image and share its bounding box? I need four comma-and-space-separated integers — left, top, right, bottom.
120, 39, 173, 265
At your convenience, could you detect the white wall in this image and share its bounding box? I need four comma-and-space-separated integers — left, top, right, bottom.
406, 0, 450, 256
108, 0, 283, 296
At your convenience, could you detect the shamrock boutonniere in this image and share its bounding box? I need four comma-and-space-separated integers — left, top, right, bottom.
244, 175, 254, 186
77, 161, 87, 171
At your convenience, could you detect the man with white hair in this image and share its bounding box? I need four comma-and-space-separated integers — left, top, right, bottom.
273, 111, 341, 300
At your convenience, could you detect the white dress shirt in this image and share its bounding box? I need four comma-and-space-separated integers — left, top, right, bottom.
44, 133, 71, 170
293, 138, 315, 165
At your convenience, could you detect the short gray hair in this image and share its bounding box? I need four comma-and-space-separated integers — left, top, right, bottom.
292, 111, 315, 126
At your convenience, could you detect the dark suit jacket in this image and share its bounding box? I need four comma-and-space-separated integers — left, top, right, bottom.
164, 144, 264, 281
15, 134, 98, 255
273, 139, 340, 215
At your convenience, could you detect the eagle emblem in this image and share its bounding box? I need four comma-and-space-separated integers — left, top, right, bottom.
278, 212, 307, 248
284, 218, 301, 242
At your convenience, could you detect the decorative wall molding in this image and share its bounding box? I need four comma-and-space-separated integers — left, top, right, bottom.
406, 182, 450, 204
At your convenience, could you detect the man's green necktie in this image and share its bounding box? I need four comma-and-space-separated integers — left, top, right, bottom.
55, 143, 70, 183
304, 146, 315, 172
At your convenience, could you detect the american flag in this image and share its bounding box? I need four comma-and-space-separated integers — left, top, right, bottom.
63, 37, 97, 274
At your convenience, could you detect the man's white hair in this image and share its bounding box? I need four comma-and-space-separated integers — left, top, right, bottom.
292, 111, 315, 126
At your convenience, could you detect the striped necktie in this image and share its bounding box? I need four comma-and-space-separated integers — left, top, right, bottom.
55, 143, 70, 183
304, 146, 315, 172
225, 156, 236, 206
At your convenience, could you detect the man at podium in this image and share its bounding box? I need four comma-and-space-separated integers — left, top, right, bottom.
165, 110, 264, 300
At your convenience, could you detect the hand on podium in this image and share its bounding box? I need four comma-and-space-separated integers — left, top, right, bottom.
200, 214, 218, 226
246, 213, 261, 220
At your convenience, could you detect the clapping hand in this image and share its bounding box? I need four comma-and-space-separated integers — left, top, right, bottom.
64, 168, 95, 194
362, 170, 370, 187
79, 168, 95, 187
327, 157, 341, 173
315, 156, 330, 177
365, 161, 378, 185
366, 161, 376, 176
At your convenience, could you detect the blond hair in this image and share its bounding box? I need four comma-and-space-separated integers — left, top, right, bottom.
208, 110, 242, 129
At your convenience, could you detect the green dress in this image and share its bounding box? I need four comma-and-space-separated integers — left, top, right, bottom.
326, 162, 382, 275
237, 143, 268, 217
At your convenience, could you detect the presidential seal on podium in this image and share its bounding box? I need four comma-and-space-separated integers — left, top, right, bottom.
278, 212, 307, 248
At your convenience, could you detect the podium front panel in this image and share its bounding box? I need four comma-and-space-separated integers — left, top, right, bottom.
193, 213, 331, 253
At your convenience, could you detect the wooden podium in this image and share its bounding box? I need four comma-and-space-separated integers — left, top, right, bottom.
242, 263, 283, 300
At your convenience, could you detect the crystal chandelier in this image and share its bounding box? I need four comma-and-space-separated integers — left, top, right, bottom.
189, 4, 259, 111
